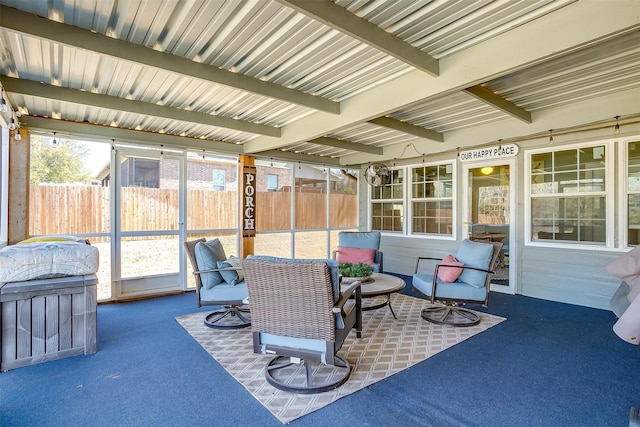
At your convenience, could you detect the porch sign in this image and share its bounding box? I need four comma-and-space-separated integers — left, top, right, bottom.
242, 165, 257, 238
458, 143, 519, 162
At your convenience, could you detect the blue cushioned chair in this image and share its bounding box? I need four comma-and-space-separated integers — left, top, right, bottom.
333, 231, 383, 273
184, 238, 250, 329
242, 256, 362, 394
412, 239, 502, 326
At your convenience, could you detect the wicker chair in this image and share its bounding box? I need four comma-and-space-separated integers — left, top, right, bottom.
412, 239, 502, 327
184, 238, 250, 329
242, 257, 362, 394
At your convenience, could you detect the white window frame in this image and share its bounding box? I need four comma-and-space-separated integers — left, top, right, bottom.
525, 139, 615, 250
408, 161, 456, 239
0, 128, 8, 248
212, 169, 225, 191
622, 137, 640, 247
369, 161, 457, 239
369, 166, 405, 234
266, 174, 278, 191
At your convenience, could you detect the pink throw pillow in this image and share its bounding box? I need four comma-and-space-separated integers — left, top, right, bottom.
437, 254, 464, 283
336, 247, 376, 265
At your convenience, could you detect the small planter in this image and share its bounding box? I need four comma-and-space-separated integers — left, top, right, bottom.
341, 275, 372, 284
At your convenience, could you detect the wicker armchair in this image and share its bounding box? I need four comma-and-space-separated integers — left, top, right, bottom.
241, 256, 362, 394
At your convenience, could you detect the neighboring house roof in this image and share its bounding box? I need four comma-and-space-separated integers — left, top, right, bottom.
0, 0, 638, 167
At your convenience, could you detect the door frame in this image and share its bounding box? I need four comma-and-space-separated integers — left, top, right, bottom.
110, 146, 186, 300
461, 158, 517, 295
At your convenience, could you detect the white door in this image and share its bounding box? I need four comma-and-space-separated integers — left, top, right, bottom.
462, 159, 516, 294
111, 146, 185, 299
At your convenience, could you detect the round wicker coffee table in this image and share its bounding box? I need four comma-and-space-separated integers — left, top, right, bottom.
341, 272, 405, 319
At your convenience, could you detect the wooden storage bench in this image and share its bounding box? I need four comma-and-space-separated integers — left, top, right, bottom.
1, 274, 98, 371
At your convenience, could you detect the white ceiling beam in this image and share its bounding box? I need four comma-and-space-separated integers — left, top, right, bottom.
19, 116, 243, 154
276, 0, 439, 76
308, 136, 383, 155
19, 115, 342, 166
244, 0, 639, 156
251, 149, 341, 166
464, 85, 532, 124
368, 117, 444, 142
0, 5, 339, 114
343, 87, 640, 165
1, 76, 280, 137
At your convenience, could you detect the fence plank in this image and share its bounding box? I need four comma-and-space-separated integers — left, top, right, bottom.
29, 186, 357, 241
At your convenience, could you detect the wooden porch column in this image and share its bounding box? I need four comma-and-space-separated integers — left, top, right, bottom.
8, 128, 29, 244
238, 155, 255, 258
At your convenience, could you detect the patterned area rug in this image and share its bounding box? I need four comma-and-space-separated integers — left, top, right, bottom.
176, 294, 505, 424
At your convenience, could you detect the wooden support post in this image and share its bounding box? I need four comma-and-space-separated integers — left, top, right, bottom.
239, 155, 255, 258
8, 128, 29, 244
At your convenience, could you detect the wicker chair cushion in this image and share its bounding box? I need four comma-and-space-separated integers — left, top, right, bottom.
456, 239, 493, 288
413, 273, 488, 301
247, 255, 340, 301
194, 239, 227, 289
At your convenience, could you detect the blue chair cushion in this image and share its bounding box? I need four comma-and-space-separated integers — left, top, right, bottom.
456, 239, 494, 288
216, 255, 243, 286
199, 281, 247, 303
247, 255, 340, 302
413, 273, 488, 301
338, 231, 380, 249
194, 239, 227, 289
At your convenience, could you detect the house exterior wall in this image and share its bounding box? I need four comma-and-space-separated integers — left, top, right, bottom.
364, 122, 640, 310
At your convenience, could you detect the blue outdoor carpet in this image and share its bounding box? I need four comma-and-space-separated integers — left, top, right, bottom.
1, 273, 639, 426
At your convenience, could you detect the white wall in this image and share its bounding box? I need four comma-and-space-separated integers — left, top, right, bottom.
359, 121, 640, 310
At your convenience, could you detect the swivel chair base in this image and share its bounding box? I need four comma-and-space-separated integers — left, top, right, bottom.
421, 305, 480, 327
204, 305, 250, 329
265, 355, 351, 394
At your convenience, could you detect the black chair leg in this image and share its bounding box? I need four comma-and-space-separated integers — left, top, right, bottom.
264, 355, 352, 394
204, 306, 251, 329
421, 305, 480, 327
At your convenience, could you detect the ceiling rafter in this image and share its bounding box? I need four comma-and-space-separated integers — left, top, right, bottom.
1, 76, 281, 137
275, 0, 439, 77
464, 85, 532, 124
21, 115, 242, 153
249, 149, 341, 166
368, 117, 444, 142
244, 0, 637, 159
308, 136, 383, 155
20, 116, 342, 166
0, 5, 340, 115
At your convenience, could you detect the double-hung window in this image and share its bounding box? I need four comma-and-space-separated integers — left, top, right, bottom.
627, 140, 640, 246
411, 163, 454, 236
370, 162, 455, 237
529, 143, 609, 245
212, 169, 225, 191
371, 168, 404, 232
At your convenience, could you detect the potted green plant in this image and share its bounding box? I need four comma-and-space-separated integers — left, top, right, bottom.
339, 262, 374, 283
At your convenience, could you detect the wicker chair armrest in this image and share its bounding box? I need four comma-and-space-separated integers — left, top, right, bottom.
333, 281, 362, 313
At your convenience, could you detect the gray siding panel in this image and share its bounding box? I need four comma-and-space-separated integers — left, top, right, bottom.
379, 232, 625, 310
519, 246, 622, 310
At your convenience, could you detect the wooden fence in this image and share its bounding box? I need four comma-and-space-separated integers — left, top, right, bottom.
29, 185, 358, 241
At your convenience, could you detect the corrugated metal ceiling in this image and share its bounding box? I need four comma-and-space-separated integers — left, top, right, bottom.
0, 0, 638, 164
